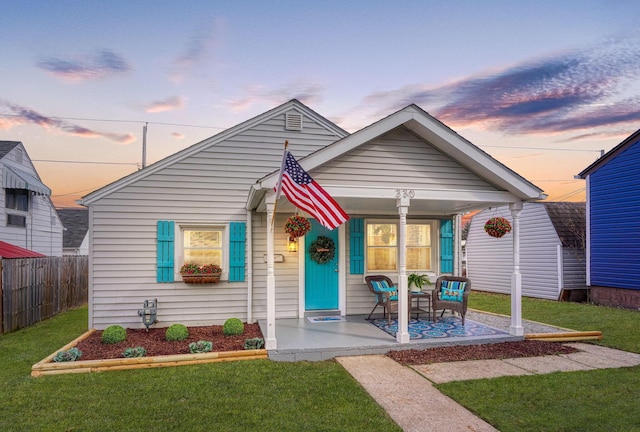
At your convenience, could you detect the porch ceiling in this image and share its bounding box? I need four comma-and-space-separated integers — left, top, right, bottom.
249, 185, 520, 217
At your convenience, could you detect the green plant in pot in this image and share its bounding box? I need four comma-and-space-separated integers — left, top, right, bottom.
408, 273, 432, 292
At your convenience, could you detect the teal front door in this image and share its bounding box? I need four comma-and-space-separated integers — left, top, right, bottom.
304, 219, 339, 310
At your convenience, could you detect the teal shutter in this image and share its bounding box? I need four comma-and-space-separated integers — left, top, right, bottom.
349, 218, 364, 274
228, 222, 246, 282
157, 220, 175, 283
440, 219, 453, 274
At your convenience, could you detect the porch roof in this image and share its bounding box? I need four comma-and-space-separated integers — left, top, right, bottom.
247, 104, 545, 215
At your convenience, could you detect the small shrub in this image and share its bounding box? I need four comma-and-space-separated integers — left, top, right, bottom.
122, 347, 146, 358
53, 348, 82, 362
101, 325, 127, 344
244, 337, 264, 350
166, 323, 189, 341
189, 340, 213, 354
223, 318, 244, 336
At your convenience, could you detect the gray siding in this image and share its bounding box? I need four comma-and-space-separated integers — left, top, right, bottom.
467, 203, 562, 300
314, 127, 499, 191
89, 110, 341, 329
562, 248, 587, 290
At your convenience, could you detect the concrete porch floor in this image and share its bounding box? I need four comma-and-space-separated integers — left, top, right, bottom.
259, 311, 539, 362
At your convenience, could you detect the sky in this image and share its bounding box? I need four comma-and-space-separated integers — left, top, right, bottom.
2, 0, 640, 208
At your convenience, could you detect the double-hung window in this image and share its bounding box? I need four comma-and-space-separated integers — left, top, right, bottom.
182, 227, 224, 268
366, 220, 435, 273
6, 189, 29, 227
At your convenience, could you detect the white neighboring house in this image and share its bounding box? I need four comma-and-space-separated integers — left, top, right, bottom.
0, 141, 62, 256
57, 208, 89, 255
80, 100, 545, 347
466, 202, 586, 300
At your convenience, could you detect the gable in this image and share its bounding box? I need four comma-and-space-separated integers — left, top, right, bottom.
543, 202, 585, 249
81, 100, 348, 206
578, 128, 640, 178
312, 126, 498, 192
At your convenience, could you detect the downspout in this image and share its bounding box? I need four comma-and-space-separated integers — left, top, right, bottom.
246, 209, 254, 323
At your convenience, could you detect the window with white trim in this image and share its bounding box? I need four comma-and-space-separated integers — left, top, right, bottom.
181, 226, 225, 268
6, 189, 29, 211
366, 220, 435, 272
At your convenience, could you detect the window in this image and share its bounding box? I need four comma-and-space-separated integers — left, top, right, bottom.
182, 227, 224, 267
366, 221, 434, 272
7, 214, 26, 227
6, 189, 29, 212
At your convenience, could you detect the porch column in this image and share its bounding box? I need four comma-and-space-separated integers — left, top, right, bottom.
265, 202, 277, 349
509, 201, 524, 336
396, 189, 412, 343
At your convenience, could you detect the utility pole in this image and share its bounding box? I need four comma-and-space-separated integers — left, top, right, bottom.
142, 122, 148, 169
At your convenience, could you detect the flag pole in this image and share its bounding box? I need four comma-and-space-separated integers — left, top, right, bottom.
271, 140, 289, 230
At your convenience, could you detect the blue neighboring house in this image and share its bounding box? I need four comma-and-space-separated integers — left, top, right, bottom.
577, 128, 640, 309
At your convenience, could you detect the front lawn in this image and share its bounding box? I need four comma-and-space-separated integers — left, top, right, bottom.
0, 307, 400, 432
469, 291, 640, 353
438, 292, 640, 431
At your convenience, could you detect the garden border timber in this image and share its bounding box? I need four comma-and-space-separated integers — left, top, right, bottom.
31, 329, 268, 377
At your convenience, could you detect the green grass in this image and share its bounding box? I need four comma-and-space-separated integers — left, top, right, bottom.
4, 295, 640, 432
435, 292, 640, 431
439, 368, 640, 432
469, 291, 640, 353
0, 307, 400, 432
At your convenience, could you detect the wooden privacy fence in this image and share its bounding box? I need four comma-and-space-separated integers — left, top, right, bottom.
0, 256, 88, 334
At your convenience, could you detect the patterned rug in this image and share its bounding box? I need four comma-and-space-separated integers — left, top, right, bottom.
371, 316, 508, 339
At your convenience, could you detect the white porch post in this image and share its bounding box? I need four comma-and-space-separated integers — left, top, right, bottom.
265, 201, 277, 349
509, 201, 524, 336
396, 189, 412, 343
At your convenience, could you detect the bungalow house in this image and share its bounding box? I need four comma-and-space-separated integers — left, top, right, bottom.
466, 202, 586, 301
80, 100, 545, 349
0, 141, 62, 256
577, 128, 640, 309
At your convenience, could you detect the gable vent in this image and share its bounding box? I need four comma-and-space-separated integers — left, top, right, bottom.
285, 112, 303, 131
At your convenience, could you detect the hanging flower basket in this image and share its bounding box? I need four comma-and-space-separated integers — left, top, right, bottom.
484, 217, 512, 238
180, 263, 222, 284
284, 215, 311, 238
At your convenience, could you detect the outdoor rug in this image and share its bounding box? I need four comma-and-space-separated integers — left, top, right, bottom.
371, 316, 508, 339
306, 316, 347, 323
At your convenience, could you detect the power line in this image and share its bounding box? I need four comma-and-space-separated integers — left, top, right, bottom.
33, 159, 139, 167
481, 144, 602, 153
0, 112, 226, 130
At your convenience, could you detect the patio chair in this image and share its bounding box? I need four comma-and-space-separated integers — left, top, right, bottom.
365, 275, 398, 325
431, 276, 471, 325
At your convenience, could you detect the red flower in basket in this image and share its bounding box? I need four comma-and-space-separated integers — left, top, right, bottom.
284, 215, 311, 238
180, 263, 222, 274
484, 217, 512, 238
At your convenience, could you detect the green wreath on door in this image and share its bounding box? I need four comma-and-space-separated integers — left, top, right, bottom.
308, 236, 336, 264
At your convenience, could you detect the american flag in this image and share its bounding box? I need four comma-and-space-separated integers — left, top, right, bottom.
276, 151, 349, 230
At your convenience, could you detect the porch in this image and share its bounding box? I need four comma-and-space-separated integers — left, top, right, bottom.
260, 310, 534, 362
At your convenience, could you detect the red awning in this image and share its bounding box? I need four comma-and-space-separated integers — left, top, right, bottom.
0, 241, 46, 258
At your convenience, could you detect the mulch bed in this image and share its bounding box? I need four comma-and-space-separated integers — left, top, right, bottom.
74, 325, 579, 365
75, 323, 263, 361
387, 340, 581, 365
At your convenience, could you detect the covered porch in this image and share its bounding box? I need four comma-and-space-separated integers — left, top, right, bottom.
247, 105, 546, 351
260, 310, 527, 362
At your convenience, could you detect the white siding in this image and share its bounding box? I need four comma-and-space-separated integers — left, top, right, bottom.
562, 248, 587, 290
313, 127, 498, 191
0, 144, 62, 256
89, 110, 341, 329
466, 203, 561, 300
